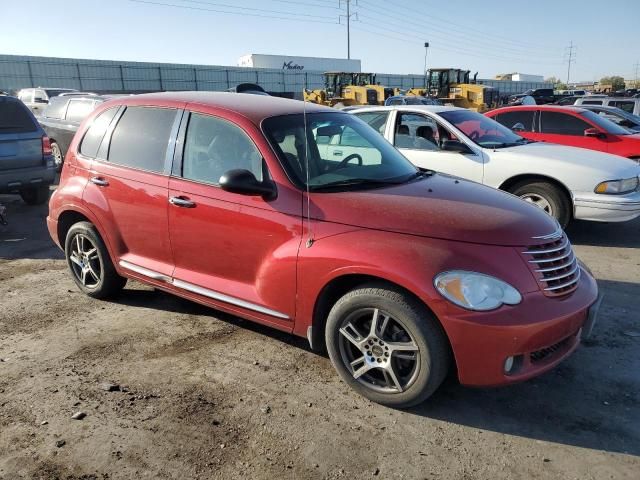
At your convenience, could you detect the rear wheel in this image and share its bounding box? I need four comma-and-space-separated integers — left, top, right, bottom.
64, 222, 126, 299
51, 141, 64, 172
20, 185, 50, 205
325, 283, 450, 408
510, 181, 571, 228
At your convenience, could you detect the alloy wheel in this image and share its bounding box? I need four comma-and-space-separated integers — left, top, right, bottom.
68, 234, 102, 289
520, 193, 554, 216
338, 308, 420, 393
51, 143, 63, 169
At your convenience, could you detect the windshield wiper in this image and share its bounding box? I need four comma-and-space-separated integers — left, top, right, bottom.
309, 178, 402, 191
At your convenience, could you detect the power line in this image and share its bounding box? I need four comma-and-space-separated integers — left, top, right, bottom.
128, 0, 338, 23
176, 0, 336, 19
564, 41, 576, 84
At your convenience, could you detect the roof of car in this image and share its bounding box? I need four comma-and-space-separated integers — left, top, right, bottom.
115, 91, 336, 123
488, 105, 590, 114
351, 105, 460, 114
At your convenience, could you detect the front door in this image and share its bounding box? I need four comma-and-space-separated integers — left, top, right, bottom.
167, 110, 301, 328
390, 111, 484, 183
530, 110, 611, 153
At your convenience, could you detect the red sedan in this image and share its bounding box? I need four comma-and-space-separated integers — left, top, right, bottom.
47, 92, 600, 407
486, 105, 640, 161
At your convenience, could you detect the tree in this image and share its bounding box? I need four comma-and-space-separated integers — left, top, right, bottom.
545, 76, 568, 90
600, 76, 625, 91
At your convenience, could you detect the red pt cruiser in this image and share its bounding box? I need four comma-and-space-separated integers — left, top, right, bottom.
47, 93, 601, 407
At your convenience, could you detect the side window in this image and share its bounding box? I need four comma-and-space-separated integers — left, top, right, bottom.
394, 113, 443, 151
79, 107, 119, 158
540, 112, 591, 135
353, 111, 389, 135
495, 111, 535, 131
19, 90, 33, 103
65, 99, 96, 122
610, 101, 634, 114
107, 107, 176, 172
182, 113, 263, 185
43, 99, 67, 119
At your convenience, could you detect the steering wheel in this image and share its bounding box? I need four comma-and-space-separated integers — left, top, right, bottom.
468, 130, 481, 141
330, 153, 363, 171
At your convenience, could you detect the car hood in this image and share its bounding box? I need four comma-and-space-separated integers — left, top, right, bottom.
309, 173, 558, 247
497, 142, 640, 178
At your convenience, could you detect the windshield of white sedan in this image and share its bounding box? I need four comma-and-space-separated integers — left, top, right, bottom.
439, 109, 527, 148
263, 113, 419, 191
578, 110, 633, 135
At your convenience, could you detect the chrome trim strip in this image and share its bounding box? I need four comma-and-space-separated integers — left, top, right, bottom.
535, 253, 575, 272
172, 279, 290, 320
527, 250, 573, 264
523, 237, 569, 255
531, 226, 563, 240
119, 260, 172, 283
540, 263, 579, 282
544, 269, 581, 291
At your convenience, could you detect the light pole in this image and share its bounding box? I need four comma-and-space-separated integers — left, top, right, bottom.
423, 42, 430, 88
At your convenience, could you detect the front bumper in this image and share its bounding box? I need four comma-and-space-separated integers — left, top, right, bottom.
434, 268, 599, 386
574, 189, 640, 222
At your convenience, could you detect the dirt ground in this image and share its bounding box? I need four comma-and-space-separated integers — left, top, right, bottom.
0, 189, 638, 480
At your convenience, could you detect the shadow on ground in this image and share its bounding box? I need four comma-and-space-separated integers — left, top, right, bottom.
566, 218, 640, 248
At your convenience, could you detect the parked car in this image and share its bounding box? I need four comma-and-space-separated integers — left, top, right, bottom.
227, 83, 269, 95
573, 105, 640, 133
508, 88, 555, 105
574, 96, 640, 116
0, 95, 56, 204
554, 96, 580, 106
17, 87, 78, 115
385, 95, 442, 106
47, 92, 601, 407
486, 105, 640, 160
352, 105, 640, 227
39, 95, 110, 171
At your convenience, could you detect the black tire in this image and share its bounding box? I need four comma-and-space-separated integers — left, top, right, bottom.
325, 283, 450, 408
51, 141, 64, 172
20, 185, 50, 205
64, 221, 126, 299
510, 181, 571, 228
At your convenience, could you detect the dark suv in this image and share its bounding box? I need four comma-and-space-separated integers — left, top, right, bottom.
0, 95, 55, 204
40, 95, 109, 171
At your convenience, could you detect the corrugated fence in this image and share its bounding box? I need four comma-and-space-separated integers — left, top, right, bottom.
0, 54, 551, 96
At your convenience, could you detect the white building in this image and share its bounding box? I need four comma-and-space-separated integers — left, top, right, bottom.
511, 73, 545, 82
238, 54, 361, 72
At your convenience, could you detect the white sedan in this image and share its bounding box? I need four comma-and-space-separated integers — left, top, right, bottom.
348, 105, 640, 227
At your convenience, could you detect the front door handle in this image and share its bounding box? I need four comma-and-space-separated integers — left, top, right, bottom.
333, 150, 343, 156
90, 176, 109, 187
169, 196, 196, 208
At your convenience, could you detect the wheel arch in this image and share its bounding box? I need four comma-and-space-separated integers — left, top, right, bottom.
310, 273, 457, 376
499, 173, 574, 212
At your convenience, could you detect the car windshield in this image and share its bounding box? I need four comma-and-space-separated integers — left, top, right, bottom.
439, 109, 527, 148
578, 110, 634, 135
262, 112, 419, 191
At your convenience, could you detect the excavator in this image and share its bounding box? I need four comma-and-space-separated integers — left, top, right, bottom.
304, 72, 397, 107
406, 68, 499, 112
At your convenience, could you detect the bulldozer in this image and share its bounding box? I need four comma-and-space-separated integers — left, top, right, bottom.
304, 72, 397, 107
407, 68, 499, 112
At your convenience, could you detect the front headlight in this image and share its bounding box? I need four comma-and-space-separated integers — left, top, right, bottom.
434, 271, 522, 311
595, 177, 639, 194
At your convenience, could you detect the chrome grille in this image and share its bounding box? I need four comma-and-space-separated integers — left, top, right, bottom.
523, 233, 580, 297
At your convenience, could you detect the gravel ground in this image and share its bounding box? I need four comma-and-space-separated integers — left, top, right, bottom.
0, 191, 638, 480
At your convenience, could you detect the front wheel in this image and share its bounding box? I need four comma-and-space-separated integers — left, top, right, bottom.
325, 284, 450, 408
51, 141, 64, 172
510, 181, 571, 228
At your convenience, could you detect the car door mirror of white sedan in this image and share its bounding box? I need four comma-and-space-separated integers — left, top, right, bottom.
441, 139, 473, 154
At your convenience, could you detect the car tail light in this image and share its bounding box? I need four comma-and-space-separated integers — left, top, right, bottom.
42, 136, 52, 158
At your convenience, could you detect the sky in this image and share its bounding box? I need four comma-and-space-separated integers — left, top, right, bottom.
1, 0, 638, 83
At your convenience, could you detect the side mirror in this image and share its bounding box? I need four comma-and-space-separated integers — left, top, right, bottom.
584, 128, 605, 139
219, 169, 277, 200
442, 139, 473, 154
511, 122, 525, 132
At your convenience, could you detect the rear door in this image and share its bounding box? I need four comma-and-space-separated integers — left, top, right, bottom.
82, 105, 181, 278
0, 97, 43, 171
493, 109, 537, 141
538, 110, 610, 152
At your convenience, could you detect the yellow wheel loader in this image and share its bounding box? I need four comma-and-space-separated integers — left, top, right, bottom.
304, 72, 397, 107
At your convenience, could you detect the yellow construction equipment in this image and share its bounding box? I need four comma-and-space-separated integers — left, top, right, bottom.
304, 72, 397, 107
408, 68, 499, 112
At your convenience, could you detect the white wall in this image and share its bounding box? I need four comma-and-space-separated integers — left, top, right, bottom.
238, 54, 361, 72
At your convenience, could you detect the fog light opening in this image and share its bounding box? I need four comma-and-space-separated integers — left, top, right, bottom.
504, 356, 514, 374
504, 355, 523, 375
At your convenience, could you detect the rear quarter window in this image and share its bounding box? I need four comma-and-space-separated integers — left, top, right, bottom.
79, 107, 120, 158
0, 98, 38, 133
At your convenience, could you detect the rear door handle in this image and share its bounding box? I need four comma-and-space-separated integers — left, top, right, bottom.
169, 196, 196, 208
333, 150, 343, 156
90, 177, 109, 187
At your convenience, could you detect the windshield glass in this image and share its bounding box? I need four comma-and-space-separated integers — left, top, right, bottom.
262, 112, 418, 191
439, 109, 526, 148
578, 110, 634, 135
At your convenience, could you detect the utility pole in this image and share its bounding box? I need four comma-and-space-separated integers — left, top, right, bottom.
340, 0, 357, 60
564, 41, 576, 85
634, 60, 639, 88
424, 42, 429, 87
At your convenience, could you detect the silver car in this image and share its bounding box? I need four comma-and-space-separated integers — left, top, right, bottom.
17, 87, 78, 115
574, 96, 640, 116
